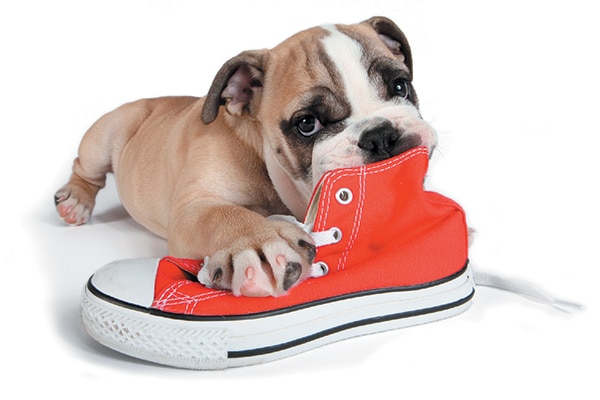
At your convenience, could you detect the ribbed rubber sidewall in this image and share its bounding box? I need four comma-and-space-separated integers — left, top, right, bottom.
81, 265, 475, 369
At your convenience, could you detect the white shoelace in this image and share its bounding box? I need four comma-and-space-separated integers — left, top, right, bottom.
267, 214, 341, 278
268, 215, 584, 312
472, 266, 584, 313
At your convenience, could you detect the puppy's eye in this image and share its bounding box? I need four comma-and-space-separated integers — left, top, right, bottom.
393, 79, 410, 99
296, 115, 323, 137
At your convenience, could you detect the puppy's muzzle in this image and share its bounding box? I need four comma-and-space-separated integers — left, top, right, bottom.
358, 121, 422, 164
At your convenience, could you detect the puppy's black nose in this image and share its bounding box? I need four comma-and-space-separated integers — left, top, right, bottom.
358, 122, 421, 163
358, 123, 400, 162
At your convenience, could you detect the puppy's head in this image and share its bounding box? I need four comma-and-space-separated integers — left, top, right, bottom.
202, 17, 436, 219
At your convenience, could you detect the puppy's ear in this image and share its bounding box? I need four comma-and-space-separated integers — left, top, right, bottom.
201, 50, 268, 124
364, 16, 413, 75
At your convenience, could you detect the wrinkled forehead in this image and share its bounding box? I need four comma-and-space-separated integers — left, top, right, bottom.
264, 26, 339, 101
262, 23, 409, 115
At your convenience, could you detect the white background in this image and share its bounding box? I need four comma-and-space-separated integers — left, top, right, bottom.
2, 0, 598, 398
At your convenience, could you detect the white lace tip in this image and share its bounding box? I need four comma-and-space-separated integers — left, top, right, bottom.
548, 299, 585, 313
473, 269, 584, 313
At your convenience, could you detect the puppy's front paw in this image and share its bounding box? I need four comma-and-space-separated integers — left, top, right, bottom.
198, 220, 316, 297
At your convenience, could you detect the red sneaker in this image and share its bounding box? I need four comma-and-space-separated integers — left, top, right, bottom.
81, 147, 474, 369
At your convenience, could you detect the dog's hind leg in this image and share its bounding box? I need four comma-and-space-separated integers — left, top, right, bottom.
54, 105, 136, 225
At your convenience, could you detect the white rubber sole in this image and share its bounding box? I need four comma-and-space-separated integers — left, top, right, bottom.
81, 264, 475, 370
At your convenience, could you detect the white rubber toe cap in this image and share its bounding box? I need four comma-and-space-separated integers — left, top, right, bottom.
90, 258, 160, 308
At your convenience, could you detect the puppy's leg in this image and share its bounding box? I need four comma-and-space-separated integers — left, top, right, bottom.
169, 203, 316, 297
55, 133, 111, 224
55, 104, 138, 225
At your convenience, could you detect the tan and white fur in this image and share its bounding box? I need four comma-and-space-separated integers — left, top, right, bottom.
55, 17, 436, 297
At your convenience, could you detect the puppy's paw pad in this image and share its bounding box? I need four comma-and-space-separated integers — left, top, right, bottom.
238, 266, 272, 297
232, 250, 274, 297
261, 241, 306, 291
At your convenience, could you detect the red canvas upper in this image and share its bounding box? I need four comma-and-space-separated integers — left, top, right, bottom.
151, 147, 469, 316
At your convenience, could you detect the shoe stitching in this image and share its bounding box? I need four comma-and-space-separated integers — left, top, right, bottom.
157, 285, 227, 307
153, 258, 230, 312
182, 290, 228, 312
153, 280, 228, 312
166, 256, 202, 275
153, 280, 189, 308
316, 148, 426, 240
337, 165, 366, 271
188, 292, 230, 314
316, 162, 338, 232
154, 289, 228, 313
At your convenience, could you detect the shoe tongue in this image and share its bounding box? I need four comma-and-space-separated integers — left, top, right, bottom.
304, 146, 430, 226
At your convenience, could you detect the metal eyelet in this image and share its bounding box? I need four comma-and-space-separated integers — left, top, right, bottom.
335, 188, 353, 205
310, 261, 329, 278
316, 262, 329, 276
330, 227, 342, 243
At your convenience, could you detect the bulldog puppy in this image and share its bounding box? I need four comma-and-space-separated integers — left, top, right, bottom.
55, 16, 436, 297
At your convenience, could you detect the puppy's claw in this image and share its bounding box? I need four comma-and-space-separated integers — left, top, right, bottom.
54, 187, 71, 206
212, 267, 224, 284
298, 239, 316, 262
283, 262, 302, 291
